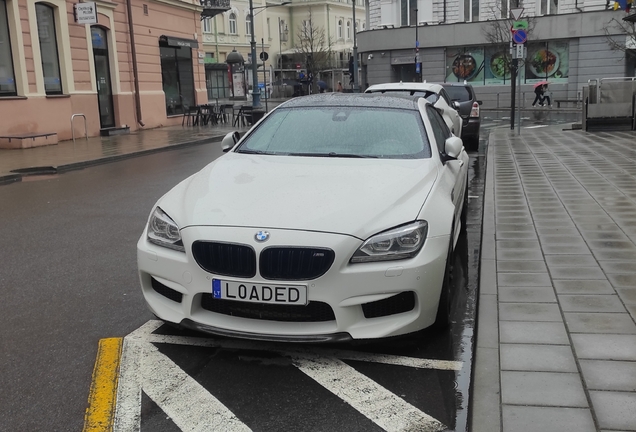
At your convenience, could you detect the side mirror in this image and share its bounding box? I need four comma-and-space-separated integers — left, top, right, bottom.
452, 101, 460, 110
444, 136, 463, 159
222, 131, 241, 152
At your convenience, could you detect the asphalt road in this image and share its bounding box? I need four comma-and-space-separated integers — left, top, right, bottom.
2, 112, 554, 431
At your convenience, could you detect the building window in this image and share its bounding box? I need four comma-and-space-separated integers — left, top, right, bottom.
346, 20, 351, 39
0, 0, 16, 96
401, 0, 417, 26
160, 45, 195, 116
362, 21, 365, 30
338, 19, 342, 39
541, 0, 558, 14
35, 3, 62, 95
465, 0, 479, 21
229, 12, 237, 35
202, 18, 212, 33
245, 13, 251, 36
267, 17, 270, 39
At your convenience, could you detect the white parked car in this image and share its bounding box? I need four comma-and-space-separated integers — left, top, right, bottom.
365, 82, 463, 137
137, 94, 469, 342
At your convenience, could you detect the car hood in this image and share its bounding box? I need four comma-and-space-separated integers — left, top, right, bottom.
158, 153, 438, 240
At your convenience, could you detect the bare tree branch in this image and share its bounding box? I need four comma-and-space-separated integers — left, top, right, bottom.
603, 16, 636, 59
294, 8, 333, 76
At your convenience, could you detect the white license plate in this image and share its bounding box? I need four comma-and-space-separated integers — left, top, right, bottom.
212, 279, 308, 305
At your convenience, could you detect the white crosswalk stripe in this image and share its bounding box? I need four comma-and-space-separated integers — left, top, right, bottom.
113, 320, 461, 431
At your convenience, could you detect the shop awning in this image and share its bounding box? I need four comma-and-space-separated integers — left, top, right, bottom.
159, 35, 199, 49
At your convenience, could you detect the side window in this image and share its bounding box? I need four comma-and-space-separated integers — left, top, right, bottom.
426, 106, 451, 154
439, 89, 452, 106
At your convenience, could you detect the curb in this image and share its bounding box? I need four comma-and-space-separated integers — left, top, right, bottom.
0, 134, 225, 186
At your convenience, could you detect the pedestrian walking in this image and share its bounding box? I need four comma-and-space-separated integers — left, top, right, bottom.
337, 81, 343, 92
532, 84, 545, 107
541, 84, 551, 107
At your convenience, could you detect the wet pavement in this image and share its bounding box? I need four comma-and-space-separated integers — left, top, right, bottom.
473, 125, 636, 432
3, 105, 635, 431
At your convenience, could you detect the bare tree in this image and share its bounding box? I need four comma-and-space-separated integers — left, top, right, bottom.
295, 8, 332, 93
603, 15, 636, 61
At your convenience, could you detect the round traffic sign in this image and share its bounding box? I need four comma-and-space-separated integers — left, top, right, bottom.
259, 51, 269, 61
512, 29, 527, 44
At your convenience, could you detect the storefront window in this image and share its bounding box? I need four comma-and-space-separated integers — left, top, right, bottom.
445, 41, 569, 86
36, 3, 62, 95
160, 45, 195, 116
0, 0, 16, 96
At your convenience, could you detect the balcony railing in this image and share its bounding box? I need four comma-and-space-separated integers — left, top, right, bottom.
201, 0, 230, 19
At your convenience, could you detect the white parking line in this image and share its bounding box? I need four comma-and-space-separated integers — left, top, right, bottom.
292, 355, 447, 432
111, 321, 460, 431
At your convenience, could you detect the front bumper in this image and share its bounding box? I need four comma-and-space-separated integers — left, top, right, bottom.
137, 226, 450, 341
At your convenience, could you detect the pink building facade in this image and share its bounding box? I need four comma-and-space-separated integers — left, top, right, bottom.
0, 0, 209, 144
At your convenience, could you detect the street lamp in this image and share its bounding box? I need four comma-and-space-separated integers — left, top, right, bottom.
248, 0, 291, 108
352, 0, 359, 92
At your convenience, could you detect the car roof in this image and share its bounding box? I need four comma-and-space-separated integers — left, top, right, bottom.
280, 93, 427, 110
365, 82, 445, 93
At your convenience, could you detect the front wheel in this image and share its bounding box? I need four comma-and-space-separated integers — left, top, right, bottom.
433, 239, 454, 329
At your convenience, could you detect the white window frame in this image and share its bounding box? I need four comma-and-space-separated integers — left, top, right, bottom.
346, 20, 351, 40
202, 17, 212, 33
337, 19, 342, 39
229, 12, 237, 35
245, 13, 251, 36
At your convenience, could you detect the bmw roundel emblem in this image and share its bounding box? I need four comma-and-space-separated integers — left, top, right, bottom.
255, 231, 270, 242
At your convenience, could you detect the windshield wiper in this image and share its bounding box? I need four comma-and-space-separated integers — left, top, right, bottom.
237, 149, 271, 155
287, 152, 376, 158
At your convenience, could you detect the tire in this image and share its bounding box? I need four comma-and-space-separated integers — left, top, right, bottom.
465, 135, 479, 151
460, 177, 468, 229
434, 238, 455, 329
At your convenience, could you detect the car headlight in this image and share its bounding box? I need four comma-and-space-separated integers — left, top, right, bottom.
350, 221, 428, 263
146, 207, 185, 252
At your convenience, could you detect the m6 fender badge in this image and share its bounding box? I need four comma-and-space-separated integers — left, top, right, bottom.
255, 231, 270, 242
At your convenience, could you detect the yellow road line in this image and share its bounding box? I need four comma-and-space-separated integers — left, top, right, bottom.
83, 338, 123, 432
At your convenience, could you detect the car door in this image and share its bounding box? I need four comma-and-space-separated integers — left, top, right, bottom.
426, 105, 467, 238
439, 88, 463, 134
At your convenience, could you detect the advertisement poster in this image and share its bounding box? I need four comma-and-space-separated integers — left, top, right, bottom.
525, 41, 569, 84
445, 47, 485, 84
444, 41, 569, 86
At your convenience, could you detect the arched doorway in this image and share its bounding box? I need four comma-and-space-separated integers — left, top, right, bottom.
91, 26, 115, 129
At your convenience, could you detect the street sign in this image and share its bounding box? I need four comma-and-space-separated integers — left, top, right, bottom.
512, 29, 527, 44
513, 44, 526, 59
259, 52, 269, 61
74, 2, 97, 24
512, 20, 528, 30
296, 64, 301, 70
510, 7, 524, 20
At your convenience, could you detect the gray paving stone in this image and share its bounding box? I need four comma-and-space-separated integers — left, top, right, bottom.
495, 223, 535, 232
497, 249, 545, 261
572, 334, 636, 360
498, 273, 552, 286
499, 303, 563, 322
536, 227, 580, 236
500, 321, 570, 345
480, 259, 497, 295
559, 295, 627, 313
580, 360, 636, 392
581, 231, 630, 241
499, 287, 557, 303
502, 406, 595, 432
592, 249, 636, 261
538, 235, 586, 246
471, 347, 501, 432
576, 222, 623, 232
617, 288, 636, 305
553, 280, 616, 294
500, 371, 588, 407
607, 273, 636, 288
565, 312, 636, 334
548, 266, 607, 280
500, 344, 577, 372
477, 294, 499, 349
590, 391, 636, 431
497, 260, 547, 272
496, 230, 538, 240
545, 254, 598, 267
598, 261, 636, 274
541, 244, 590, 254
497, 240, 542, 250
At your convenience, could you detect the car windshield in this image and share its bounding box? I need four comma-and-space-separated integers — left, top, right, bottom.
366, 89, 438, 104
444, 86, 472, 102
236, 106, 431, 159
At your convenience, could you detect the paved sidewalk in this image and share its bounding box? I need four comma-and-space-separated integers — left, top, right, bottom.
472, 125, 636, 432
0, 123, 250, 185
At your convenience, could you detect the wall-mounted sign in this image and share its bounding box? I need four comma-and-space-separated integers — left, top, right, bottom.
74, 2, 97, 24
